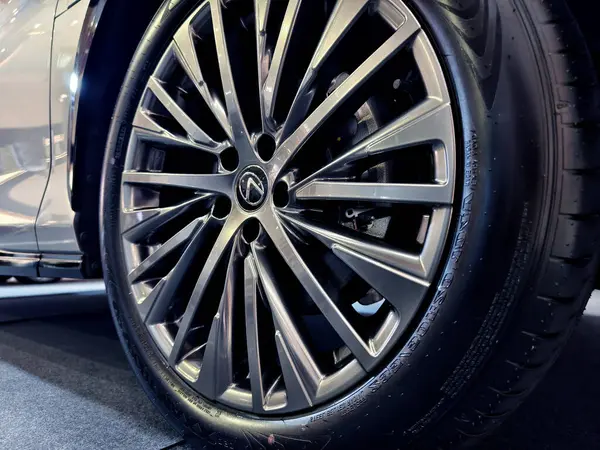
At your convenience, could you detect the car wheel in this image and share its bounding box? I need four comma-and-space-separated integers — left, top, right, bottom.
101, 0, 600, 448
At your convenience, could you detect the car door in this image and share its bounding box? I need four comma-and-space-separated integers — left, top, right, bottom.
36, 0, 88, 254
0, 0, 56, 253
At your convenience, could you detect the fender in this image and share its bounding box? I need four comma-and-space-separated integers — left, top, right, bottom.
65, 0, 108, 204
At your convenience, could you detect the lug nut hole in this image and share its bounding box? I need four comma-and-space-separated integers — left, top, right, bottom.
242, 218, 261, 243
220, 147, 239, 171
273, 181, 290, 208
212, 196, 232, 219
256, 134, 276, 161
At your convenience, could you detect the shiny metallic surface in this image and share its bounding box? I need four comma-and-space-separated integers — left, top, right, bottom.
0, 250, 39, 277
120, 0, 456, 415
253, 0, 272, 134
209, 0, 254, 156
173, 7, 231, 140
37, 0, 87, 253
55, 0, 81, 17
261, 0, 301, 134
38, 252, 82, 277
0, 0, 55, 252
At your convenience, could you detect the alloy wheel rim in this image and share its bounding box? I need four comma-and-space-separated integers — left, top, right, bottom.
120, 0, 456, 415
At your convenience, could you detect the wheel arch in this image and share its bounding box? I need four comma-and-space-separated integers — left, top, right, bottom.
69, 0, 164, 276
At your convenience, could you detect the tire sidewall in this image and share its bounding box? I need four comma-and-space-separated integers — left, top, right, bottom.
101, 0, 556, 448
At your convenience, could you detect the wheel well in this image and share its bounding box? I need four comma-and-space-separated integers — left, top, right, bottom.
72, 0, 163, 277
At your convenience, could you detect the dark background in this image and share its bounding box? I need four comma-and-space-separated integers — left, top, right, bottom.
0, 281, 598, 449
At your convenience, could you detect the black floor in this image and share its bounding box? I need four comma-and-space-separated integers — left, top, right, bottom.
0, 281, 182, 449
0, 282, 598, 449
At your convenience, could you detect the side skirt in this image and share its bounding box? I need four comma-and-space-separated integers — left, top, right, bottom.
0, 250, 84, 279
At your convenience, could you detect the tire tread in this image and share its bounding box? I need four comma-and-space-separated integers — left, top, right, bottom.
441, 0, 600, 444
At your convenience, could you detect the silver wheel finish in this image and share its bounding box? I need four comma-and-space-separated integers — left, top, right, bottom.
120, 0, 455, 415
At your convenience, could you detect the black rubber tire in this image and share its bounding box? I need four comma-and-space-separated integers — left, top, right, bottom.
100, 0, 600, 448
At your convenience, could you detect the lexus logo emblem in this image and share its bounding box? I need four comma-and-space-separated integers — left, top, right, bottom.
240, 173, 265, 205
236, 166, 268, 210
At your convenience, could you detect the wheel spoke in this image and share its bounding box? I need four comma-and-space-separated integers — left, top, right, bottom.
331, 245, 428, 325
261, 0, 302, 127
132, 109, 225, 153
252, 242, 320, 409
261, 215, 376, 370
269, 12, 421, 176
255, 0, 272, 132
244, 254, 266, 412
147, 76, 224, 151
254, 0, 271, 38
420, 206, 452, 280
281, 0, 370, 139
122, 171, 234, 196
210, 0, 253, 156
122, 195, 210, 243
413, 31, 451, 102
138, 277, 168, 323
172, 10, 233, 141
294, 180, 452, 205
195, 239, 241, 400
169, 211, 243, 365
278, 212, 426, 279
141, 215, 216, 323
128, 217, 204, 284
292, 99, 453, 187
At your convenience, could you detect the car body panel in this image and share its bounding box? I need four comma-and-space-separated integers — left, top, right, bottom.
55, 0, 80, 17
0, 0, 99, 277
36, 0, 87, 253
0, 0, 56, 252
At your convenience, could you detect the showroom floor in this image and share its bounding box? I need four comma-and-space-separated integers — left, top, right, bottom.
0, 281, 598, 450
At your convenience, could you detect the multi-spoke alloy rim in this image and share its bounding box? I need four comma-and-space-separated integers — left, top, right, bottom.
120, 0, 455, 415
